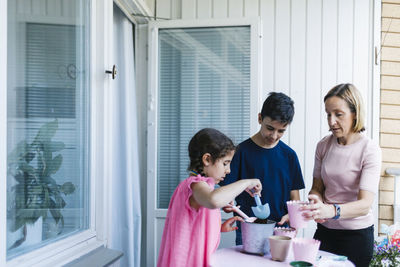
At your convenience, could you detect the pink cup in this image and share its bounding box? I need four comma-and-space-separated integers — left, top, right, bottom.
292, 238, 321, 265
287, 201, 309, 229
273, 227, 297, 239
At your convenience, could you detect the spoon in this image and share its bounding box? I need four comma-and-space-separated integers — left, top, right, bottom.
229, 205, 255, 222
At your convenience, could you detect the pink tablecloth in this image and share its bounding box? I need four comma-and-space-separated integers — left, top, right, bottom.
210, 245, 355, 267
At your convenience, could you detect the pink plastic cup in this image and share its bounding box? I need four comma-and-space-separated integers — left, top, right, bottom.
287, 201, 309, 229
292, 238, 321, 265
273, 227, 297, 239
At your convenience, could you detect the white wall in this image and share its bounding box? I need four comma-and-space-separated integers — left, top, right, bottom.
154, 0, 375, 196
147, 0, 377, 247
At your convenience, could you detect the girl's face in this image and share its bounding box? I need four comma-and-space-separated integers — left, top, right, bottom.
203, 150, 234, 184
325, 96, 356, 142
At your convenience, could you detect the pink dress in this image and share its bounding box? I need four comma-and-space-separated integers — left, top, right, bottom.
157, 175, 221, 267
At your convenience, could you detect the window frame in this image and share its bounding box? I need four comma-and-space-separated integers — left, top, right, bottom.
146, 18, 262, 265
0, 0, 113, 265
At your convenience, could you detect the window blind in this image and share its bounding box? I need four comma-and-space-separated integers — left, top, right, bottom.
157, 26, 251, 209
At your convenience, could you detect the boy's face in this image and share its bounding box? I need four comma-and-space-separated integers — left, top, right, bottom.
258, 114, 288, 148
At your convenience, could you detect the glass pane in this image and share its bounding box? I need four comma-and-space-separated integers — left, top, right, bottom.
157, 26, 251, 208
6, 0, 90, 259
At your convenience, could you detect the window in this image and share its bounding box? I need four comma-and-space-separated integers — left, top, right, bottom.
156, 25, 255, 208
6, 0, 90, 260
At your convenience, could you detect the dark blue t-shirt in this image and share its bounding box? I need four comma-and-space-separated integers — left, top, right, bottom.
221, 138, 305, 223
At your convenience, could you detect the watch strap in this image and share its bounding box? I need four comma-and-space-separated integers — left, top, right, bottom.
332, 204, 341, 220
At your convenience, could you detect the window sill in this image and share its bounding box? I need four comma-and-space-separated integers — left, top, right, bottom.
6, 231, 106, 267
63, 246, 123, 267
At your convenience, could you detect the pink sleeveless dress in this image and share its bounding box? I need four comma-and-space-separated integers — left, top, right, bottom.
157, 175, 221, 267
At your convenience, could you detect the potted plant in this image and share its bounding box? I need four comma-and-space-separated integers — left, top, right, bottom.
7, 119, 76, 249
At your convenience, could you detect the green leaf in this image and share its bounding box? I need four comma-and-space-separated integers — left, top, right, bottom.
50, 209, 62, 224
54, 194, 66, 209
43, 176, 57, 186
18, 162, 36, 177
8, 141, 29, 164
47, 154, 63, 175
25, 152, 36, 163
61, 182, 76, 195
45, 141, 65, 152
43, 150, 52, 165
32, 119, 58, 144
13, 173, 25, 183
43, 186, 50, 207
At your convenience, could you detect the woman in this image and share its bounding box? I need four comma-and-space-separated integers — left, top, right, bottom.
302, 83, 381, 267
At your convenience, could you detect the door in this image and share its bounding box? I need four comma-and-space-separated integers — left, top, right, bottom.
146, 18, 262, 267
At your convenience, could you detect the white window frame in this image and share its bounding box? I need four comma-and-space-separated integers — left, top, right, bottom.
0, 0, 113, 265
146, 18, 262, 266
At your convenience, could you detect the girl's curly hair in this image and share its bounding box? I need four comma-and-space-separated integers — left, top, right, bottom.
188, 128, 236, 176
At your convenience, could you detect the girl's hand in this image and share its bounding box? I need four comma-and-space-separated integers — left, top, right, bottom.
301, 194, 334, 222
222, 201, 237, 213
277, 214, 289, 225
221, 216, 244, 232
245, 179, 262, 197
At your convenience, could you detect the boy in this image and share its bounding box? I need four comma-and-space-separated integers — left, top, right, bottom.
221, 92, 305, 245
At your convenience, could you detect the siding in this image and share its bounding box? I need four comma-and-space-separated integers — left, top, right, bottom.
155, 0, 375, 199
379, 1, 400, 234
148, 0, 377, 264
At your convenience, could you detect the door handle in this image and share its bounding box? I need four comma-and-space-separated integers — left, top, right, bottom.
105, 65, 117, 79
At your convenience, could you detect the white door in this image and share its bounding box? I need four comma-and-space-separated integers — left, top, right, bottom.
146, 18, 262, 267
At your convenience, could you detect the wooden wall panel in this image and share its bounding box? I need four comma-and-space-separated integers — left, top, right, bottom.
289, 0, 306, 176
197, 0, 212, 19
212, 0, 228, 18
155, 0, 376, 237
244, 0, 258, 17
228, 0, 243, 17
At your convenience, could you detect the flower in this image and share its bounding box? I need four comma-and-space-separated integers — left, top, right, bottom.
370, 241, 400, 267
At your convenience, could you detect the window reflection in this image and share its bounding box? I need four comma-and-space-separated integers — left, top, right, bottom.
6, 0, 90, 259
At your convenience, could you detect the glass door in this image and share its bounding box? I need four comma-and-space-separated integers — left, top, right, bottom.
147, 18, 261, 266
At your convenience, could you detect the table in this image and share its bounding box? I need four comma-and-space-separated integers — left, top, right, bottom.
210, 245, 355, 267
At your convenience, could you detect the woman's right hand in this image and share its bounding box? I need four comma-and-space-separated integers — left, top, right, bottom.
302, 194, 333, 222
245, 179, 262, 197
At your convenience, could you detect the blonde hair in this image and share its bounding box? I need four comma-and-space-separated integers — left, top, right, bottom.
324, 83, 365, 133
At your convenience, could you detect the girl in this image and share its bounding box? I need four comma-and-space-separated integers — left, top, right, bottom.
157, 128, 262, 267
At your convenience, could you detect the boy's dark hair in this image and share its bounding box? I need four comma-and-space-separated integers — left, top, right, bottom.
260, 92, 295, 124
188, 128, 235, 175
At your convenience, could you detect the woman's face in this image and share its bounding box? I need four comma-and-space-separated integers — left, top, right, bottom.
325, 96, 356, 141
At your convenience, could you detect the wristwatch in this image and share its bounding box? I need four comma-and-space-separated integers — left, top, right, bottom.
332, 204, 341, 220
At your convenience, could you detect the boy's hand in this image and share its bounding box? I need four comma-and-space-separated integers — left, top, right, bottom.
245, 179, 262, 197
221, 216, 244, 232
277, 214, 289, 225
